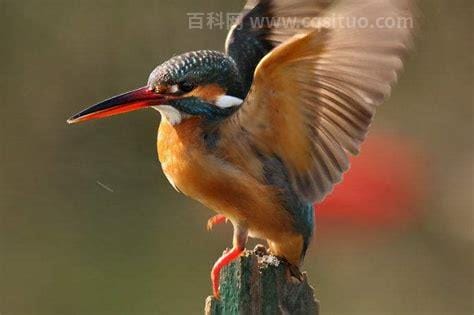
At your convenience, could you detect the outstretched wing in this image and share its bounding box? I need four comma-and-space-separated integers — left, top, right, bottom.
222, 0, 414, 203
225, 0, 330, 94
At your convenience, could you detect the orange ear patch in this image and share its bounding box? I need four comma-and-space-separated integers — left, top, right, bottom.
187, 84, 225, 103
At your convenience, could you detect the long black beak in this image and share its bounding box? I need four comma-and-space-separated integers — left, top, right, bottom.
67, 86, 173, 124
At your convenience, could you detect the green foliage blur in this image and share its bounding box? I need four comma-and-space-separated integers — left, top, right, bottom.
1, 0, 472, 314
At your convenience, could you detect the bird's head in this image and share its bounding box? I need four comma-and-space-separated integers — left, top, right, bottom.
67, 50, 245, 126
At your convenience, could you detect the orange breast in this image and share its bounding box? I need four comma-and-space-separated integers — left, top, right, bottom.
157, 117, 304, 264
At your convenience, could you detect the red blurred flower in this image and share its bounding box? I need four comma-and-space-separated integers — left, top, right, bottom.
317, 133, 428, 230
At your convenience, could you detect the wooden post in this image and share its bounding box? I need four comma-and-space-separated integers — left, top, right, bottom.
205, 247, 319, 315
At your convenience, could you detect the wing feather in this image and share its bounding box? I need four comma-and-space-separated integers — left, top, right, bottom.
222, 0, 414, 202
225, 0, 331, 94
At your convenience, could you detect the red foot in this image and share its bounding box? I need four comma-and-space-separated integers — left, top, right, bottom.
207, 214, 228, 231
211, 247, 244, 298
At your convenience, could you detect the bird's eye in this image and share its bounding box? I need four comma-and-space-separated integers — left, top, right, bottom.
154, 85, 168, 94
178, 81, 195, 93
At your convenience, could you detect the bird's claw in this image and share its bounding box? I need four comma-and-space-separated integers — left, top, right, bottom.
288, 264, 304, 282
211, 246, 244, 298
254, 244, 268, 257
207, 214, 228, 231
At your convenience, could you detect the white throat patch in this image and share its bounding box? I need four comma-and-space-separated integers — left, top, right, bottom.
153, 105, 182, 125
215, 95, 244, 108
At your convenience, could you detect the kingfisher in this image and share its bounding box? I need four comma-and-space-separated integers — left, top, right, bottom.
68, 0, 413, 297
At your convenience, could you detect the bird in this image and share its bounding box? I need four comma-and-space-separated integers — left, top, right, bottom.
68, 0, 413, 298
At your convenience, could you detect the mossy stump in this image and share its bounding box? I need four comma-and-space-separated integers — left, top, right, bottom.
205, 248, 319, 315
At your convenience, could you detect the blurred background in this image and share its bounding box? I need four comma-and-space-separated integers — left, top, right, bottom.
1, 0, 472, 314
